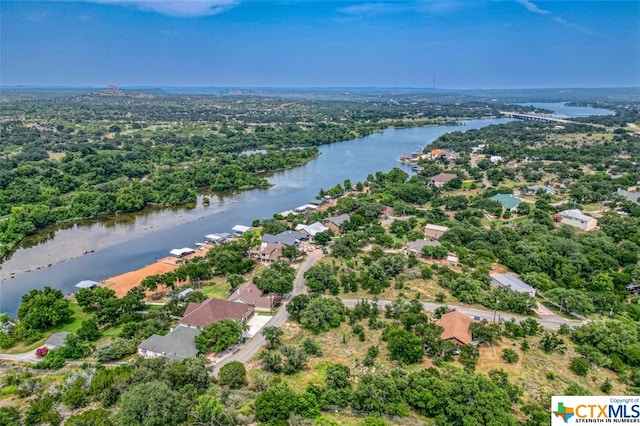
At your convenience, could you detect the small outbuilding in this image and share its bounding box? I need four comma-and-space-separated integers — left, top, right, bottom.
45, 332, 69, 350
424, 224, 450, 240
491, 273, 536, 297
556, 209, 598, 231
169, 247, 195, 258
75, 280, 99, 290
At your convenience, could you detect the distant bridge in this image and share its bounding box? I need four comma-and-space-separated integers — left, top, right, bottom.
501, 111, 573, 124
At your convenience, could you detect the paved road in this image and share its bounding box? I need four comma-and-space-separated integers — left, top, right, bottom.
211, 251, 324, 374
341, 299, 586, 330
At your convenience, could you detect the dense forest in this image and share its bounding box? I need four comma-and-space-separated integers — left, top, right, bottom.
0, 90, 505, 260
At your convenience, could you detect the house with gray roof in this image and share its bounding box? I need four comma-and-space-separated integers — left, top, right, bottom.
491, 274, 536, 297
137, 326, 200, 361
45, 332, 69, 350
617, 188, 640, 204
323, 214, 350, 233
556, 209, 598, 231
406, 239, 441, 255
261, 230, 308, 246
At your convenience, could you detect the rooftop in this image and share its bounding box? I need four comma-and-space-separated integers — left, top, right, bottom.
490, 193, 521, 210
75, 280, 99, 289
491, 273, 536, 296
138, 326, 201, 360
180, 298, 251, 328
559, 209, 595, 222
437, 311, 473, 345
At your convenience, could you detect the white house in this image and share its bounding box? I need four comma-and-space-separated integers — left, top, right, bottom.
556, 209, 598, 231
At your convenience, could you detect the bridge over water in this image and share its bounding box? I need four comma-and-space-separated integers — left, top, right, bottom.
500, 111, 573, 124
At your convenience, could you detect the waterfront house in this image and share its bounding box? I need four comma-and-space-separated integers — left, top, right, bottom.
295, 222, 329, 237
250, 242, 284, 263
323, 214, 350, 233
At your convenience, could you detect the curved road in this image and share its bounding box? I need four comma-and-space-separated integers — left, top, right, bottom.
211, 251, 324, 374
1, 250, 585, 370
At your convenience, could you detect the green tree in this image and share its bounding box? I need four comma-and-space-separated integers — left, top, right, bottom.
383, 326, 424, 364
196, 319, 242, 354
192, 390, 224, 426
254, 259, 296, 295
217, 361, 247, 388
112, 381, 188, 426
298, 297, 345, 333
262, 326, 284, 349
459, 344, 480, 371
255, 382, 297, 424
441, 370, 516, 426
77, 316, 102, 341
16, 286, 73, 333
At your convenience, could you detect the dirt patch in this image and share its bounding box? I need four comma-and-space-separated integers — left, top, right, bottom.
101, 245, 215, 297
102, 259, 177, 297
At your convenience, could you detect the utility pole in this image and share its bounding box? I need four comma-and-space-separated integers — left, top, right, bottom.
493, 298, 499, 323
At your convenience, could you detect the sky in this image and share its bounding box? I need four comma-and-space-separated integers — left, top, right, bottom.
1, 0, 639, 89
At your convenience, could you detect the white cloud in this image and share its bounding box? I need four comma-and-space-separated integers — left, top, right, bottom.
86, 0, 240, 17
337, 2, 406, 16
517, 0, 593, 34
517, 0, 550, 15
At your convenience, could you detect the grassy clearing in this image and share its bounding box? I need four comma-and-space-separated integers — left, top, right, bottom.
3, 302, 91, 354
200, 282, 231, 300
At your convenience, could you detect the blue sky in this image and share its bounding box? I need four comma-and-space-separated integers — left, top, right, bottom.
1, 1, 638, 88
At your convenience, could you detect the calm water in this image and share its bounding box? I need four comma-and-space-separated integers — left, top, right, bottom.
0, 104, 610, 315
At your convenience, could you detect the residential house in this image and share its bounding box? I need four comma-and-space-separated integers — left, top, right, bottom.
491, 273, 536, 297
180, 298, 254, 329
525, 185, 556, 195
295, 222, 329, 237
424, 223, 450, 240
616, 188, 640, 204
261, 230, 308, 246
436, 311, 473, 347
556, 209, 598, 231
446, 255, 459, 266
228, 282, 275, 311
490, 194, 522, 211
380, 206, 394, 219
250, 242, 284, 263
137, 326, 200, 361
490, 155, 503, 163
405, 239, 441, 255
323, 214, 350, 234
45, 332, 69, 350
429, 173, 458, 187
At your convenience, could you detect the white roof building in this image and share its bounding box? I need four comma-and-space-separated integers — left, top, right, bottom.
491, 273, 536, 297
295, 222, 329, 236
169, 247, 195, 257
557, 209, 598, 231
232, 225, 252, 235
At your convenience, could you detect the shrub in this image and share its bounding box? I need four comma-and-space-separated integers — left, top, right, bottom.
570, 358, 590, 376
35, 346, 49, 357
218, 361, 247, 389
502, 348, 519, 364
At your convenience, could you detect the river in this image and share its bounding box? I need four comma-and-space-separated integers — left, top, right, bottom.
0, 103, 611, 315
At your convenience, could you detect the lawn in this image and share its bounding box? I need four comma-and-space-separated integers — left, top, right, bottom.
200, 283, 231, 300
